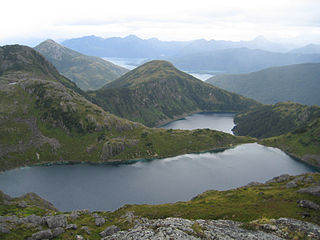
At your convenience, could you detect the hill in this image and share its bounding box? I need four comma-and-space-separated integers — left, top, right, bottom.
232, 102, 320, 167
170, 48, 320, 74
34, 40, 129, 91
0, 45, 253, 171
207, 63, 320, 105
90, 60, 260, 127
290, 44, 320, 54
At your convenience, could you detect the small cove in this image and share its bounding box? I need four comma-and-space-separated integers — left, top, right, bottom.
0, 113, 317, 211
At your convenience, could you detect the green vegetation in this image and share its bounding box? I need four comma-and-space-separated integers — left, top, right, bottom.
232, 102, 320, 168
233, 102, 320, 138
0, 45, 254, 172
207, 63, 320, 106
91, 60, 260, 127
34, 40, 128, 91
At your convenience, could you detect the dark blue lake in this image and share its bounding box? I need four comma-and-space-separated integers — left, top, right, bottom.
0, 114, 316, 211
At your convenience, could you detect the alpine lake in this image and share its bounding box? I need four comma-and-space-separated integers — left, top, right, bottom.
0, 112, 316, 211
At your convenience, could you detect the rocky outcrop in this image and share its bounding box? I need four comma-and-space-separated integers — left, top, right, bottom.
297, 199, 320, 210
100, 138, 138, 160
297, 185, 320, 196
100, 217, 320, 240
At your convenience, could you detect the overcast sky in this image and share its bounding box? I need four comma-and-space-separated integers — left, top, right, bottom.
1, 0, 320, 46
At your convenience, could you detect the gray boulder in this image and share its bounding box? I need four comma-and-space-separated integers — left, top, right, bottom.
99, 225, 120, 237
66, 223, 77, 230
297, 199, 320, 210
52, 227, 65, 237
297, 185, 320, 196
266, 174, 290, 184
31, 229, 53, 240
95, 217, 105, 226
44, 215, 67, 228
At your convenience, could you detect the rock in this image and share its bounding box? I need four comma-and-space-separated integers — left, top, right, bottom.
86, 145, 97, 153
81, 226, 91, 235
262, 224, 278, 231
245, 181, 262, 187
31, 229, 53, 240
69, 211, 79, 220
286, 180, 298, 188
0, 223, 10, 234
25, 214, 43, 225
99, 225, 120, 237
303, 175, 315, 183
17, 200, 28, 208
66, 223, 77, 230
297, 199, 320, 210
120, 211, 135, 223
266, 174, 291, 184
100, 139, 126, 160
95, 217, 105, 226
101, 217, 283, 240
52, 227, 65, 237
299, 212, 311, 218
276, 218, 320, 239
44, 215, 67, 228
75, 235, 84, 240
297, 185, 320, 196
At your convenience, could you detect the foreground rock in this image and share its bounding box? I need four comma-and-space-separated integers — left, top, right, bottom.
101, 217, 320, 240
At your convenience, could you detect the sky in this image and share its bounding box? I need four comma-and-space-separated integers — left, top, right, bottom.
1, 0, 320, 47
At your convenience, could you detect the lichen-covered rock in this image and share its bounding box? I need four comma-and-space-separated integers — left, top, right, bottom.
44, 215, 67, 228
297, 185, 320, 196
66, 223, 77, 230
31, 229, 53, 240
266, 174, 291, 184
52, 227, 65, 237
100, 225, 120, 237
297, 199, 320, 210
95, 217, 105, 226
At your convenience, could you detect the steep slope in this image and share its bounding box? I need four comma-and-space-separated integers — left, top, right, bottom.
0, 45, 253, 171
170, 48, 320, 73
91, 60, 259, 127
207, 63, 320, 105
232, 102, 320, 167
34, 40, 129, 91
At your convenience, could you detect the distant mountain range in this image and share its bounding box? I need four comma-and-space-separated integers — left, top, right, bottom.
34, 40, 129, 91
207, 63, 320, 106
61, 35, 320, 74
90, 60, 259, 127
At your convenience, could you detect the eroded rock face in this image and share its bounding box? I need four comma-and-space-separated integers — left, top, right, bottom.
100, 138, 138, 160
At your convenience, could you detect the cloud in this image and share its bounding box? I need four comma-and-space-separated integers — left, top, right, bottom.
1, 0, 320, 45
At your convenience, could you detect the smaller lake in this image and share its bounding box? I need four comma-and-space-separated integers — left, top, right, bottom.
161, 112, 235, 134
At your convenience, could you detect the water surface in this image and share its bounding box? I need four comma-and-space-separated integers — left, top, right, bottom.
0, 143, 315, 211
161, 112, 235, 134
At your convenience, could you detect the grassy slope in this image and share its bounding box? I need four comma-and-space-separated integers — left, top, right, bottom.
1, 173, 319, 240
232, 102, 320, 167
0, 45, 253, 171
233, 102, 320, 138
91, 60, 260, 127
207, 63, 320, 106
34, 40, 129, 91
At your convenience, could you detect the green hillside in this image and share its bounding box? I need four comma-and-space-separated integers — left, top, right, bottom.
231, 102, 320, 167
0, 45, 253, 172
34, 40, 128, 91
91, 60, 260, 127
207, 63, 320, 106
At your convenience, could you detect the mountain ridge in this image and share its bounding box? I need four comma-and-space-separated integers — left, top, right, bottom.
91, 60, 260, 127
207, 62, 320, 105
34, 40, 129, 91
